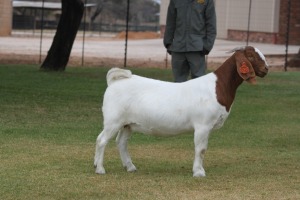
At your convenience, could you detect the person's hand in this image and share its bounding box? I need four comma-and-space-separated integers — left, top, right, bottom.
201, 48, 209, 55
166, 44, 172, 55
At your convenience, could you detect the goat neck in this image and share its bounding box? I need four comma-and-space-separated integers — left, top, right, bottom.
214, 53, 244, 112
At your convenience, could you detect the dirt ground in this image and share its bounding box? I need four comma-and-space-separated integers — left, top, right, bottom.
0, 51, 297, 72
115, 31, 160, 40
0, 31, 299, 71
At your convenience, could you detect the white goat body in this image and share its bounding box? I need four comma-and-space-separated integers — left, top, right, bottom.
104, 69, 228, 136
94, 46, 268, 177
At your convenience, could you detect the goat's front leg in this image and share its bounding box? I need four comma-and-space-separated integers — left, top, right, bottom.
193, 127, 210, 177
116, 126, 136, 172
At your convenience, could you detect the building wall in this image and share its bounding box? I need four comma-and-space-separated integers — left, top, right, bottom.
159, 0, 169, 25
159, 0, 170, 37
277, 0, 300, 44
226, 0, 280, 43
226, 0, 279, 33
215, 0, 228, 39
0, 0, 12, 36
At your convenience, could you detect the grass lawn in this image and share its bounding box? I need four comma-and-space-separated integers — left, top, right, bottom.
0, 65, 299, 200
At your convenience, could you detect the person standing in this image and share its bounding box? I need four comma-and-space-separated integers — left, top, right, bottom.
163, 0, 217, 82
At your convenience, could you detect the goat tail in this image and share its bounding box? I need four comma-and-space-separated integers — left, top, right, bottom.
106, 67, 132, 86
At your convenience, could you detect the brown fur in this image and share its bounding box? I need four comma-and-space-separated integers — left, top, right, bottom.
214, 46, 268, 112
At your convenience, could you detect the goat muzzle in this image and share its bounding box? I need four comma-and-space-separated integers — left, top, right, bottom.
257, 66, 268, 78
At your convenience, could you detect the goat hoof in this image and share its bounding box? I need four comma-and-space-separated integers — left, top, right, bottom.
95, 167, 106, 175
96, 171, 106, 175
127, 164, 137, 172
127, 168, 137, 173
193, 171, 206, 177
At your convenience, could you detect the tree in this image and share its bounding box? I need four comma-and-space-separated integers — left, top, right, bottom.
90, 0, 159, 24
41, 0, 84, 71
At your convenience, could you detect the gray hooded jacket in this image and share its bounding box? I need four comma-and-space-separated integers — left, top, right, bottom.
163, 0, 216, 54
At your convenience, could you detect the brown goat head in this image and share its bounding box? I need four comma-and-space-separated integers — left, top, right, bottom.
230, 46, 269, 84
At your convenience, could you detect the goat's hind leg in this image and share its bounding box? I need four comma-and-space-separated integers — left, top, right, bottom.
116, 126, 137, 172
94, 126, 120, 174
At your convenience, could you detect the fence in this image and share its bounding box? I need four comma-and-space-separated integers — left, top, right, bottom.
13, 20, 159, 35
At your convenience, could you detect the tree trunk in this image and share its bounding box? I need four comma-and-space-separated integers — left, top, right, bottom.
41, 0, 84, 71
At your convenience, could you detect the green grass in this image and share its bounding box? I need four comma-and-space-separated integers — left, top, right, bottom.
0, 65, 299, 199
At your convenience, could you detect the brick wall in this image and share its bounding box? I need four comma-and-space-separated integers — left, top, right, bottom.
228, 30, 278, 44
277, 0, 300, 45
0, 0, 12, 36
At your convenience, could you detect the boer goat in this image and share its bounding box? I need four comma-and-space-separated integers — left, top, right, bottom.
94, 46, 268, 177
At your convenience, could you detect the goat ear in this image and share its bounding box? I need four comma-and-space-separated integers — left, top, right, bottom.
235, 51, 256, 84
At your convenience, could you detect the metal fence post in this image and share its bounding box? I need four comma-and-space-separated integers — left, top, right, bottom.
246, 0, 252, 46
284, 0, 291, 71
124, 0, 130, 68
39, 0, 45, 64
82, 0, 87, 66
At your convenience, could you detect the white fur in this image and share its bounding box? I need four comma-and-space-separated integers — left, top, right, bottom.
106, 67, 132, 86
254, 48, 269, 67
227, 47, 269, 68
94, 68, 229, 177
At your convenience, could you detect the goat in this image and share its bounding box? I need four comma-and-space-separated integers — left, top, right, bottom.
94, 46, 269, 177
